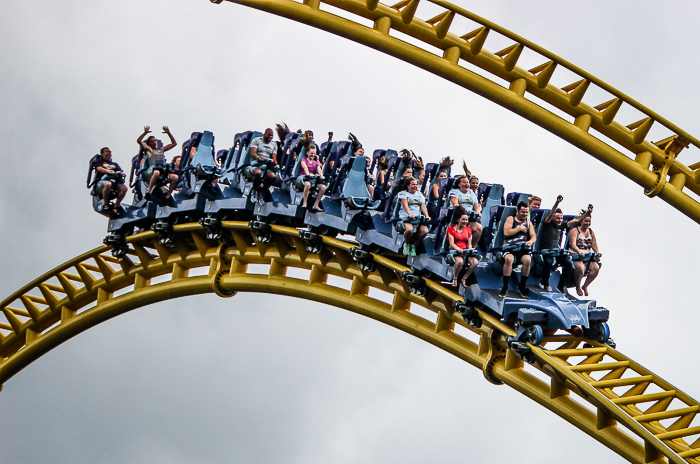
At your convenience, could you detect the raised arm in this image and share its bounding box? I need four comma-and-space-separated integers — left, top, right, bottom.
137, 126, 152, 151
568, 204, 593, 228
545, 195, 563, 223
162, 126, 177, 152
591, 230, 601, 256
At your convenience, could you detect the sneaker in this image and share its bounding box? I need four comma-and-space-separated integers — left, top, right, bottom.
499, 287, 507, 298
518, 286, 528, 299
402, 243, 411, 255
409, 245, 417, 256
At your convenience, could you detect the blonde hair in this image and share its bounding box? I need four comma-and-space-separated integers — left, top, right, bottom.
528, 195, 542, 205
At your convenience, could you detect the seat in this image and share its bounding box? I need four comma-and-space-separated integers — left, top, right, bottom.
506, 192, 531, 206
340, 156, 381, 210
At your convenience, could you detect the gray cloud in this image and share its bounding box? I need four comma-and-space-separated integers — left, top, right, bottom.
1, 0, 699, 463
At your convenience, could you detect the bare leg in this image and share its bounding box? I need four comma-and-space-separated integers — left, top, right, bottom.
470, 221, 483, 248
252, 168, 262, 190
502, 254, 514, 277
501, 254, 515, 295
414, 224, 429, 244
520, 254, 532, 278
582, 262, 599, 296
263, 171, 276, 189
147, 170, 161, 194
461, 256, 479, 285
367, 183, 374, 197
452, 256, 464, 286
403, 222, 414, 244
573, 261, 585, 296
312, 184, 327, 211
301, 181, 311, 208
115, 184, 127, 207
166, 174, 178, 197
102, 181, 113, 207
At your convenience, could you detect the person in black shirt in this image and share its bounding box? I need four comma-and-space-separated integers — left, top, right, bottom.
95, 147, 127, 214
539, 196, 591, 292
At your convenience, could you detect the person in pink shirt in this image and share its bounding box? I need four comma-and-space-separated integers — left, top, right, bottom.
299, 145, 327, 212
446, 207, 479, 287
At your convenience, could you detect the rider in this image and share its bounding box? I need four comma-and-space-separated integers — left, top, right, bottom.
447, 207, 479, 287
500, 201, 537, 298
95, 147, 127, 215
250, 128, 279, 193
527, 195, 541, 220
448, 175, 483, 248
569, 213, 601, 296
538, 196, 592, 292
137, 126, 178, 201
299, 145, 327, 212
398, 177, 431, 256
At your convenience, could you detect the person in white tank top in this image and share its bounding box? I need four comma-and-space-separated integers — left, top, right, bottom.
568, 215, 601, 297
137, 125, 179, 201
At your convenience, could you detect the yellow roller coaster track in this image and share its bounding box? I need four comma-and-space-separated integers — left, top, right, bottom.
212, 0, 700, 224
0, 222, 698, 464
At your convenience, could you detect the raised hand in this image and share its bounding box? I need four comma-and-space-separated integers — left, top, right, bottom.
143, 126, 151, 134
557, 195, 563, 202
588, 204, 593, 212
162, 126, 170, 134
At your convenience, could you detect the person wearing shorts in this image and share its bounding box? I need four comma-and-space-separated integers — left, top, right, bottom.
398, 177, 431, 256
500, 201, 536, 298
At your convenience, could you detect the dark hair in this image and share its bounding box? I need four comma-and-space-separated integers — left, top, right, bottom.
454, 206, 469, 222
454, 175, 468, 187
300, 130, 315, 149
100, 147, 110, 155
398, 176, 416, 192
517, 201, 529, 210
275, 123, 290, 142
555, 208, 562, 214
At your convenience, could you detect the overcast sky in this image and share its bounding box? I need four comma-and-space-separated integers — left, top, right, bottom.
1, 0, 700, 463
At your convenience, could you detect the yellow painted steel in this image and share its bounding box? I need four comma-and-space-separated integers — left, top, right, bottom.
213, 0, 700, 225
1, 222, 699, 464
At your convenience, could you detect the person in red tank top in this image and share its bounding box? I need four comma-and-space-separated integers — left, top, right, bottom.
446, 208, 479, 287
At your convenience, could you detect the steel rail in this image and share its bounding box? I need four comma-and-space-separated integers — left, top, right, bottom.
1, 222, 698, 463
214, 0, 700, 225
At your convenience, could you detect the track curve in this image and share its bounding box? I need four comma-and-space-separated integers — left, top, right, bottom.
214, 0, 700, 225
1, 222, 699, 463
